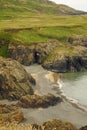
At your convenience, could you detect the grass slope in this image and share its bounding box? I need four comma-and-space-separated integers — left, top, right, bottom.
0, 0, 87, 56
0, 0, 86, 20
0, 15, 87, 44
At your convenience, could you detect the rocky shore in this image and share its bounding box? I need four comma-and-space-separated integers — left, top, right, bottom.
8, 36, 87, 72
0, 104, 24, 124
0, 57, 34, 100
0, 57, 62, 127
0, 119, 78, 130
0, 35, 87, 129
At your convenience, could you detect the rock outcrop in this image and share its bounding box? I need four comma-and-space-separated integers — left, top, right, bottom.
8, 36, 87, 72
0, 118, 78, 130
0, 104, 24, 124
17, 93, 62, 108
0, 57, 34, 100
42, 45, 87, 72
8, 40, 58, 65
67, 35, 87, 47
42, 119, 78, 130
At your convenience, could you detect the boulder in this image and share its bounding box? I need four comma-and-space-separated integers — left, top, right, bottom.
0, 57, 34, 100
17, 93, 62, 108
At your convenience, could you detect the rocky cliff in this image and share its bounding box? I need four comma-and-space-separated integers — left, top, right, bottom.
8, 36, 87, 72
0, 57, 34, 100
43, 45, 87, 72
8, 40, 58, 65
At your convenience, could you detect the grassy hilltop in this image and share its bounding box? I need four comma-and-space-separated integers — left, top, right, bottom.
0, 0, 86, 20
0, 0, 87, 55
0, 15, 87, 44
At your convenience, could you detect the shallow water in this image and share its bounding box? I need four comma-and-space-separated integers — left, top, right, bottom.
62, 71, 87, 107
23, 65, 87, 128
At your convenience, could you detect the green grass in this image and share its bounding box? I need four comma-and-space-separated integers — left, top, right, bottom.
37, 24, 87, 40
0, 45, 8, 57
0, 0, 82, 19
0, 32, 11, 40
0, 32, 11, 57
0, 15, 87, 30
13, 30, 50, 44
9, 16, 87, 44
0, 13, 87, 46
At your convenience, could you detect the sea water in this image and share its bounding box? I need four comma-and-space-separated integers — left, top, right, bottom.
23, 65, 87, 127
62, 71, 87, 107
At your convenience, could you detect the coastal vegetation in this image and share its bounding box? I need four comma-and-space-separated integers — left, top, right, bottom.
0, 15, 87, 44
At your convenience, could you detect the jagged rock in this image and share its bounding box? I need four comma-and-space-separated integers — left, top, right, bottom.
17, 93, 62, 108
67, 35, 87, 47
8, 38, 87, 72
0, 110, 24, 124
0, 104, 17, 114
8, 40, 58, 65
43, 45, 87, 72
0, 57, 34, 100
0, 104, 24, 124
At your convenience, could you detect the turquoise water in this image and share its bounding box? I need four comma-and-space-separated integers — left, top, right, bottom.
62, 71, 87, 107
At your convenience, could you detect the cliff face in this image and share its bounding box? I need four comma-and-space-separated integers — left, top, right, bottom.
0, 57, 34, 100
8, 36, 87, 72
8, 40, 58, 65
43, 36, 87, 72
43, 45, 87, 72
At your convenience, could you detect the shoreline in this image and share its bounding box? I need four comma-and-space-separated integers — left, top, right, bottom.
23, 65, 87, 128
0, 64, 87, 128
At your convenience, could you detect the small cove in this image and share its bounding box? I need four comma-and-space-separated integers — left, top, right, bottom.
23, 64, 87, 128
0, 64, 87, 128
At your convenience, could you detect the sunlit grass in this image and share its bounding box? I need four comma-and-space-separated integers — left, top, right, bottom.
0, 14, 87, 45
0, 15, 87, 30
13, 30, 50, 44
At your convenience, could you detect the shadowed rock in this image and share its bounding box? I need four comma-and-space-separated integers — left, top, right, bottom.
17, 93, 62, 108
